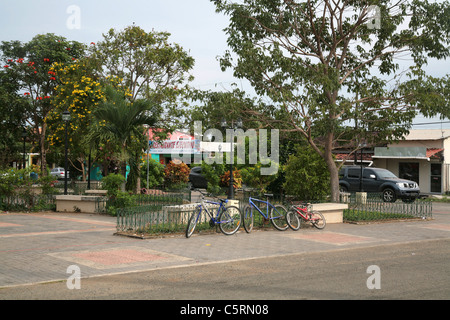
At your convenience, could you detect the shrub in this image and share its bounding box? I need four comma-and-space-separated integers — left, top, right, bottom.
164, 161, 190, 189
140, 158, 165, 188
101, 173, 126, 197
201, 162, 226, 195
220, 170, 243, 189
240, 162, 277, 193
283, 145, 330, 200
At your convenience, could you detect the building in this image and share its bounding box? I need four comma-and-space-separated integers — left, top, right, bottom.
335, 129, 450, 195
145, 129, 199, 165
372, 129, 449, 195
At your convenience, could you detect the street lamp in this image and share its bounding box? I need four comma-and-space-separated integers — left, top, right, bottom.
21, 128, 27, 169
221, 117, 243, 199
359, 142, 367, 192
62, 110, 71, 195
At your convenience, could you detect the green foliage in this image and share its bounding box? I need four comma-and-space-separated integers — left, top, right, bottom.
88, 85, 158, 189
0, 167, 58, 196
283, 145, 330, 201
101, 173, 126, 197
212, 0, 450, 201
141, 158, 165, 188
90, 25, 194, 131
0, 33, 85, 174
201, 162, 227, 195
240, 162, 277, 193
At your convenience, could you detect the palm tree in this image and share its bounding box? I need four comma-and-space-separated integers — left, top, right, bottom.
88, 85, 159, 190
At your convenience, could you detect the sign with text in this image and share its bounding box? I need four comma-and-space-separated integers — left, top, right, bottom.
149, 139, 200, 154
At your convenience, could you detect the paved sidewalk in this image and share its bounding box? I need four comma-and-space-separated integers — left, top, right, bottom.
0, 203, 449, 288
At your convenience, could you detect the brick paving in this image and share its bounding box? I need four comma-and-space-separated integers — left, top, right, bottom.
0, 203, 449, 288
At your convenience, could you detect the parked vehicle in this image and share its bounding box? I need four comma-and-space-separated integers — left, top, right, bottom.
50, 167, 69, 180
188, 166, 207, 189
339, 166, 420, 202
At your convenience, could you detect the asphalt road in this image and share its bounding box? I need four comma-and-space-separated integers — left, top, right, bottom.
2, 238, 448, 301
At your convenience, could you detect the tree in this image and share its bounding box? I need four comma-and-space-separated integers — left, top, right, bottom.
90, 25, 195, 131
88, 86, 159, 190
45, 59, 105, 180
0, 69, 28, 168
212, 0, 450, 201
0, 33, 84, 174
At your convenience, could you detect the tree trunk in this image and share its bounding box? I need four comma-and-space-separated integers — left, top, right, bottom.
38, 123, 48, 176
323, 132, 340, 203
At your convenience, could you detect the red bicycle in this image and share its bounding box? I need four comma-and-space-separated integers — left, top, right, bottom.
286, 202, 326, 231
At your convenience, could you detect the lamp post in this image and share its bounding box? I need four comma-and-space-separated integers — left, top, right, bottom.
359, 142, 367, 192
22, 128, 27, 169
221, 117, 243, 199
62, 110, 71, 195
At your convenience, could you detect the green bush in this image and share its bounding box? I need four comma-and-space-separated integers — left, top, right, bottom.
140, 158, 165, 188
283, 145, 330, 200
101, 173, 126, 197
201, 162, 226, 195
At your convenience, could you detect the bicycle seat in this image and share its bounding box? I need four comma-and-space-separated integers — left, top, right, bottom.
264, 193, 274, 197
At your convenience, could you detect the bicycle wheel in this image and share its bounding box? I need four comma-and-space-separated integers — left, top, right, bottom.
186, 206, 201, 238
286, 209, 301, 231
270, 204, 288, 231
219, 205, 242, 235
310, 210, 326, 229
242, 204, 254, 233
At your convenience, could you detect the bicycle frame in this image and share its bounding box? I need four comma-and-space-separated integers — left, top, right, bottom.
193, 194, 229, 225
291, 203, 320, 222
248, 196, 283, 219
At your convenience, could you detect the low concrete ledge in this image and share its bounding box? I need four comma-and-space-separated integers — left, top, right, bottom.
310, 203, 348, 223
55, 195, 105, 213
85, 189, 108, 196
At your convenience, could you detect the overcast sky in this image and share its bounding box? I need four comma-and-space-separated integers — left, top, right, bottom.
1, 0, 448, 128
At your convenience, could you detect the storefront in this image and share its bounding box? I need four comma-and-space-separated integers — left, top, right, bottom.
372, 146, 445, 194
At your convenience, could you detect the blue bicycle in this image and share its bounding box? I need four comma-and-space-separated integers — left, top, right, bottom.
242, 194, 288, 232
186, 190, 242, 238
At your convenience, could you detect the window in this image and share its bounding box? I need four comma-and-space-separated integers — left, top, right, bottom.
348, 169, 360, 178
399, 163, 419, 185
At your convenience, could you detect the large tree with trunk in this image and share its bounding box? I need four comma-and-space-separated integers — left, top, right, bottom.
0, 33, 84, 174
212, 0, 450, 201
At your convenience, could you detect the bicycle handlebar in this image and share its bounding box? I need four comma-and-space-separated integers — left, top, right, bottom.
193, 189, 227, 203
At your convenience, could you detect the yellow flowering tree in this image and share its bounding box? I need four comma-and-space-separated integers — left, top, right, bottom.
46, 59, 105, 181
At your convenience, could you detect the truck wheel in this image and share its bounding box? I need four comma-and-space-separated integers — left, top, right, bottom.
382, 188, 396, 202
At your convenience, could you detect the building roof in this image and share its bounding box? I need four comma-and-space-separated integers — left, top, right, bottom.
404, 129, 450, 140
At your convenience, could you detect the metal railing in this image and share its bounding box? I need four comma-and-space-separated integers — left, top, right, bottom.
0, 194, 56, 212
116, 204, 197, 235
341, 192, 433, 222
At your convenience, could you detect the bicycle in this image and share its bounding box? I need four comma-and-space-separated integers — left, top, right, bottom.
285, 201, 326, 230
242, 194, 288, 233
186, 190, 242, 238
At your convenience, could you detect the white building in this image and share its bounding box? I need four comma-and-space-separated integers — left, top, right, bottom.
372, 129, 450, 195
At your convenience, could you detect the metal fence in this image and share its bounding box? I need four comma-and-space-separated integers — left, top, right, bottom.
0, 194, 56, 212
116, 204, 194, 234
342, 192, 433, 222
